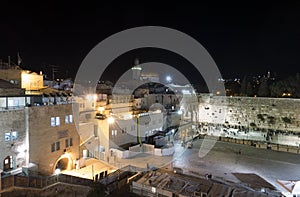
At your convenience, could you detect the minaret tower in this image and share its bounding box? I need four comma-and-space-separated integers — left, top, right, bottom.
131, 58, 142, 80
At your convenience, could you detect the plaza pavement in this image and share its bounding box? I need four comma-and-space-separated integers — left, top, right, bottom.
61, 139, 299, 195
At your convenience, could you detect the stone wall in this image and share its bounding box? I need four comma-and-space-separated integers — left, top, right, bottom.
28, 104, 80, 175
0, 69, 22, 88
1, 174, 92, 197
199, 94, 300, 133
0, 109, 26, 170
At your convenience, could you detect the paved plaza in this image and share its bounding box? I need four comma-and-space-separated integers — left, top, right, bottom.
61, 138, 299, 195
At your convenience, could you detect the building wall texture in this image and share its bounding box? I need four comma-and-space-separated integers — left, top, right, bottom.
0, 109, 26, 170
199, 95, 300, 133
28, 104, 80, 175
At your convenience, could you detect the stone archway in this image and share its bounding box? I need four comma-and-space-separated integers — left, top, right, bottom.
56, 157, 69, 171
53, 154, 73, 173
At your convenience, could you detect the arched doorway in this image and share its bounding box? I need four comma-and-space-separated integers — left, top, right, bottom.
53, 154, 73, 173
55, 158, 69, 171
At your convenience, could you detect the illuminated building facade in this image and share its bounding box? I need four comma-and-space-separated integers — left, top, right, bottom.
0, 95, 80, 175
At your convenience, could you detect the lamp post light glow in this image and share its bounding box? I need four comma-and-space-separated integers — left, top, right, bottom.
107, 116, 115, 124
54, 168, 61, 175
98, 106, 105, 114
166, 75, 172, 83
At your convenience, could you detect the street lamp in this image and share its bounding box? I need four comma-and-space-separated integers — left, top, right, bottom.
54, 168, 61, 175
54, 168, 61, 182
98, 106, 105, 114
166, 75, 172, 83
107, 116, 115, 124
177, 110, 183, 115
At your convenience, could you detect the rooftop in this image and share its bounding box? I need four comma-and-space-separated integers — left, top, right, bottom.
133, 170, 273, 197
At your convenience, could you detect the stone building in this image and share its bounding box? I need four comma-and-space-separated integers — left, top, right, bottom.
28, 104, 80, 175
0, 62, 43, 93
0, 95, 80, 175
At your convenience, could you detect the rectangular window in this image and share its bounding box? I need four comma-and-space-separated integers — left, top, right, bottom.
55, 117, 60, 126
12, 131, 18, 140
51, 143, 55, 152
70, 138, 73, 146
56, 141, 60, 151
111, 130, 117, 136
51, 117, 55, 127
69, 115, 73, 123
65, 139, 69, 148
65, 115, 69, 124
5, 133, 11, 142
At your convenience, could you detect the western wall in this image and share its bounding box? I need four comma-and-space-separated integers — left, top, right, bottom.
198, 94, 300, 133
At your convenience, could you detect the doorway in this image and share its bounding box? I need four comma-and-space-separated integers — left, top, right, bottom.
3, 156, 13, 171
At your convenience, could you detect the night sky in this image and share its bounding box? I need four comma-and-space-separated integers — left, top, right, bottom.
0, 2, 300, 84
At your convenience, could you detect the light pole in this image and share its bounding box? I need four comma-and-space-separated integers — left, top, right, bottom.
54, 168, 61, 182
107, 116, 115, 163
136, 115, 142, 146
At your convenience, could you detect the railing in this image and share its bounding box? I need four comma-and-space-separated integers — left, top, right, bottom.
218, 136, 300, 154
0, 106, 25, 111
1, 173, 93, 192
99, 165, 143, 185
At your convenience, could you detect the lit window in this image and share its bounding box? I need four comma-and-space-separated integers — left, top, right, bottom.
56, 141, 60, 151
70, 138, 73, 146
51, 117, 55, 127
69, 115, 73, 123
55, 117, 60, 126
65, 139, 69, 148
65, 115, 69, 124
111, 130, 117, 136
5, 133, 11, 142
51, 143, 55, 152
12, 131, 18, 140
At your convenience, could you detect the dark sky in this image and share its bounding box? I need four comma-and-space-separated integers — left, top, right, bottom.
0, 2, 300, 83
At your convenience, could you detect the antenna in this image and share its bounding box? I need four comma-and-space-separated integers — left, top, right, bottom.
49, 65, 59, 81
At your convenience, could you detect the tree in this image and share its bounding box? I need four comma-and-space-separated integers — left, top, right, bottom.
257, 78, 270, 97
240, 75, 248, 96
246, 82, 254, 96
